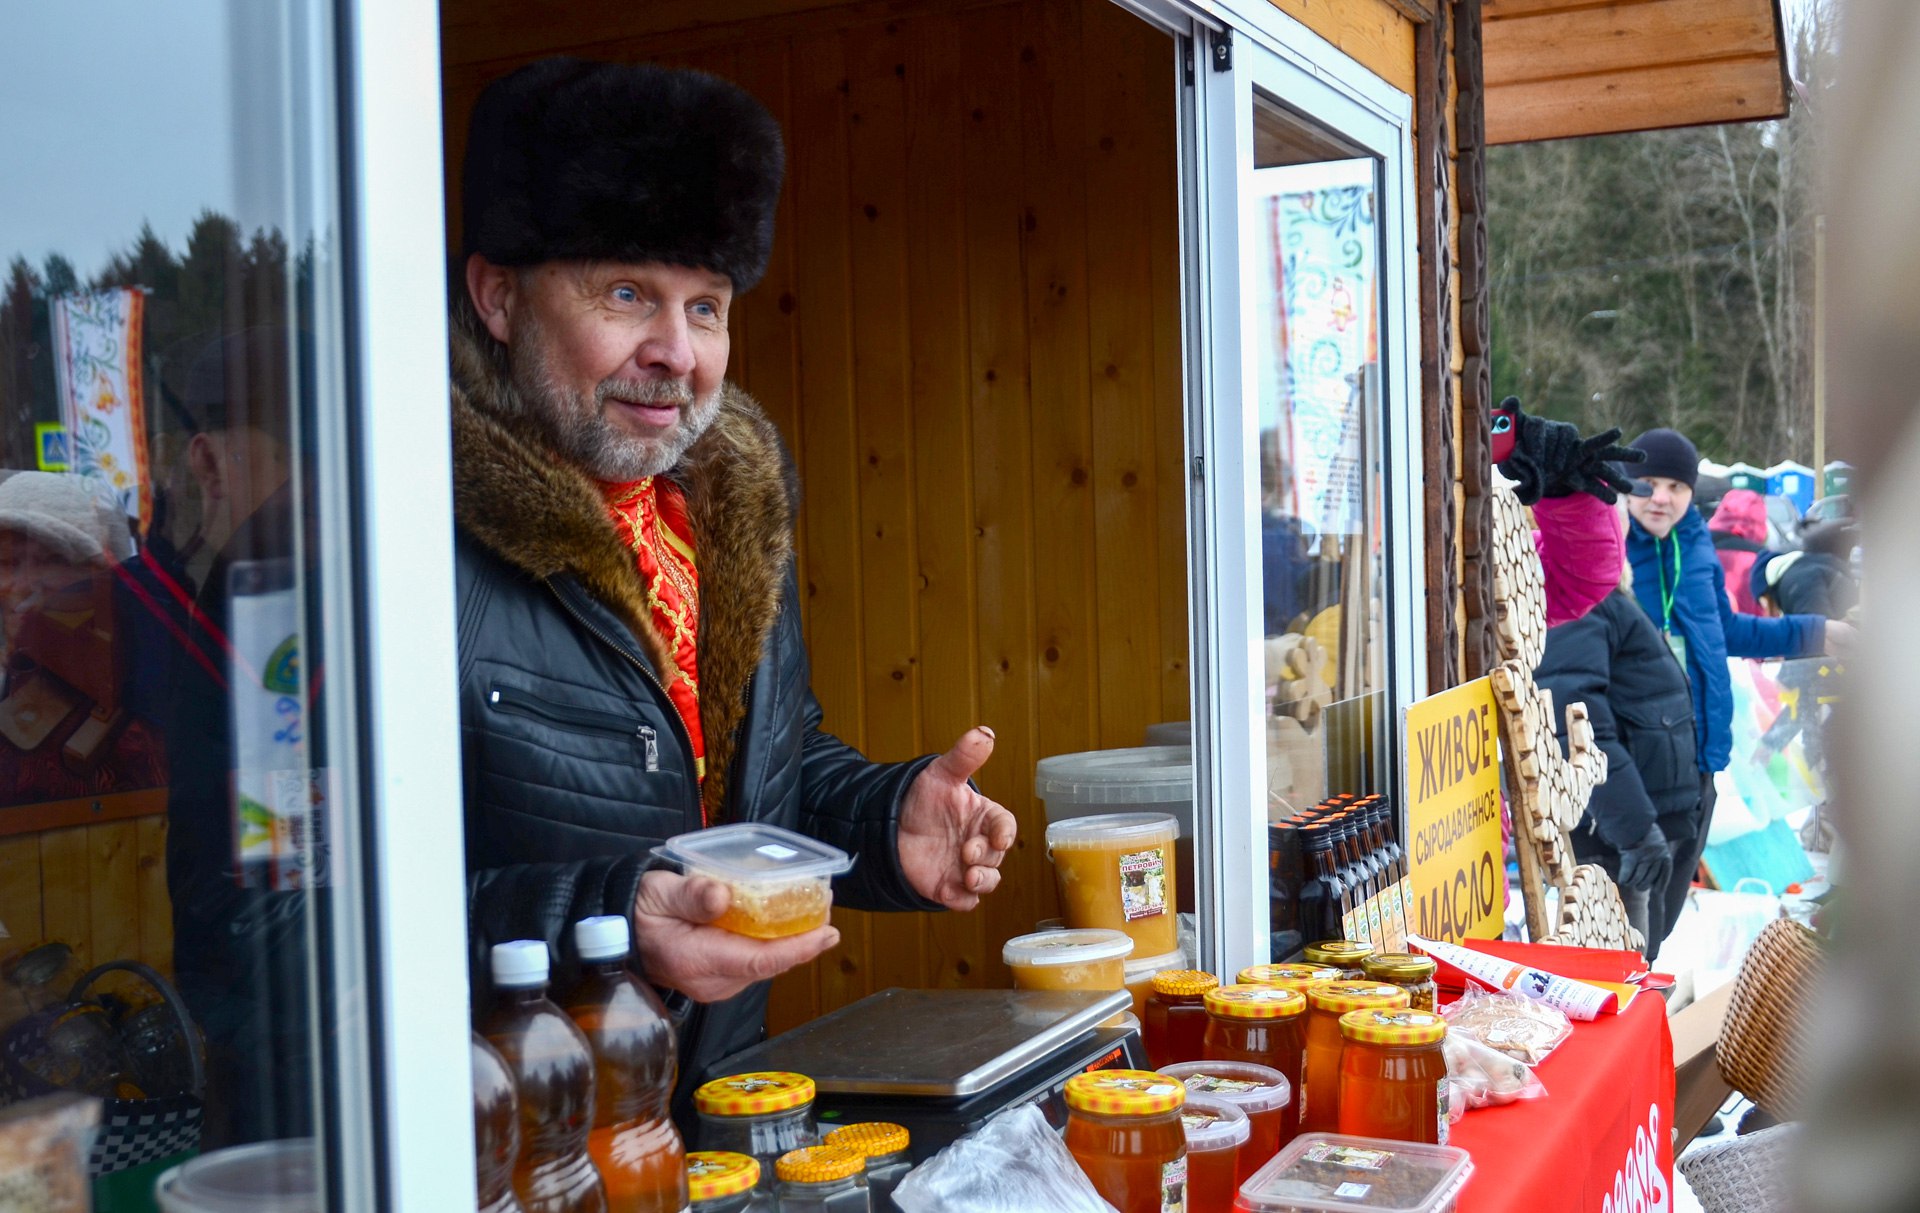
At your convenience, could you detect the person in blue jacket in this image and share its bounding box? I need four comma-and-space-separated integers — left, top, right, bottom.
1622, 428, 1854, 945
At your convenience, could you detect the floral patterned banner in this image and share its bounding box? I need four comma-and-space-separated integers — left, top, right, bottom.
50, 287, 149, 530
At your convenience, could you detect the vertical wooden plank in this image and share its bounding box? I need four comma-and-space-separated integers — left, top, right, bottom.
135, 815, 173, 977
788, 28, 874, 1011
1082, 0, 1167, 749
0, 835, 44, 950
960, 3, 1046, 963
38, 826, 92, 969
1018, 0, 1100, 774
904, 8, 986, 990
845, 17, 927, 993
87, 821, 141, 998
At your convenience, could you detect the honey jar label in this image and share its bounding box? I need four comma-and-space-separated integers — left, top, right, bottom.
1302, 1143, 1393, 1171
1119, 847, 1169, 921
1183, 1075, 1261, 1095
1160, 1155, 1188, 1213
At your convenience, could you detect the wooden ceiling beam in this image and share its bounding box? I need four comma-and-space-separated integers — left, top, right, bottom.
1485, 53, 1786, 143
1380, 0, 1440, 23
1484, 0, 1776, 87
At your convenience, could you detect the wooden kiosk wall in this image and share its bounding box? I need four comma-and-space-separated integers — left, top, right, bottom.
444, 0, 1194, 1029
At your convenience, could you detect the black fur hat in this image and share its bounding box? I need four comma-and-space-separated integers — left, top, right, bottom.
462, 57, 784, 291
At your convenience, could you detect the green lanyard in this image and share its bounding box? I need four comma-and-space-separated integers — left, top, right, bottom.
1657, 534, 1683, 633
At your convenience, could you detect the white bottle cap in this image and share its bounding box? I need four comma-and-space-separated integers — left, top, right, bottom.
574, 915, 631, 963
490, 940, 550, 988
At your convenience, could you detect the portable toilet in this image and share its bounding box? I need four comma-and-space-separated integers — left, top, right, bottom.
1824, 461, 1855, 498
1727, 462, 1767, 493
1767, 461, 1816, 514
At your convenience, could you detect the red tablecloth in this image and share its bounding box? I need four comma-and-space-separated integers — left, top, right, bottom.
1444, 940, 1675, 1213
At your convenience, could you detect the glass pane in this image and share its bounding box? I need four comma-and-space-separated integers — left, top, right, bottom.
1248, 96, 1391, 960
1, 2, 352, 1204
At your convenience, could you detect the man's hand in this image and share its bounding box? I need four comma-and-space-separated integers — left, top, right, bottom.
898, 727, 1018, 911
1615, 823, 1672, 893
632, 869, 839, 1003
1824, 619, 1856, 657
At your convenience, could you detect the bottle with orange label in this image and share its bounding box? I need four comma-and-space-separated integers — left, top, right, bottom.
1338, 1008, 1450, 1144
563, 917, 687, 1213
1299, 980, 1411, 1135
1198, 985, 1308, 1146
1063, 1069, 1189, 1213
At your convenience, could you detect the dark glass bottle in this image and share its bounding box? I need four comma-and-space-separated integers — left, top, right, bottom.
1297, 827, 1347, 945
1267, 822, 1304, 962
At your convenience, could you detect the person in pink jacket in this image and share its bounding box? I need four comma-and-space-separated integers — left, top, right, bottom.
1707, 488, 1768, 614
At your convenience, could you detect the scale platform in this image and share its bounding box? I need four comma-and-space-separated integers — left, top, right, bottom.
706, 987, 1146, 1159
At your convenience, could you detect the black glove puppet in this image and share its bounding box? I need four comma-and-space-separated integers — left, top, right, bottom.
1614, 822, 1673, 893
1490, 396, 1646, 506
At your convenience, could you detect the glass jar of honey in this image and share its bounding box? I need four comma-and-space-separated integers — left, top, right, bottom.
1300, 982, 1410, 1135
1145, 970, 1220, 1069
1300, 940, 1374, 978
1337, 1009, 1450, 1145
1160, 1061, 1291, 1179
686, 1151, 762, 1212
774, 1145, 871, 1212
693, 1071, 819, 1193
1063, 1069, 1188, 1213
1125, 949, 1187, 1020
1199, 985, 1308, 1147
1236, 963, 1338, 991
825, 1122, 911, 1212
1360, 953, 1438, 1013
1179, 1094, 1250, 1213
1047, 813, 1181, 958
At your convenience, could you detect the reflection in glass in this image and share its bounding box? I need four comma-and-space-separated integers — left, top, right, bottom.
1248, 99, 1391, 961
1, 1, 341, 1200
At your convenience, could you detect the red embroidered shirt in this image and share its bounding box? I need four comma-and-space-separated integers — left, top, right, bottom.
601, 478, 704, 795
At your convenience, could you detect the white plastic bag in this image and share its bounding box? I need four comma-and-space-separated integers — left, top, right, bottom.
1444, 1033, 1547, 1119
893, 1103, 1120, 1213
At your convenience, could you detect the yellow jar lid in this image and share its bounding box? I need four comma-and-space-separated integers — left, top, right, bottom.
1339, 1008, 1447, 1045
1151, 969, 1221, 997
685, 1152, 760, 1200
1362, 953, 1438, 982
1306, 980, 1412, 1014
694, 1071, 816, 1116
1064, 1069, 1188, 1116
826, 1122, 911, 1158
1237, 963, 1338, 988
1302, 940, 1376, 967
775, 1145, 866, 1184
1203, 984, 1308, 1020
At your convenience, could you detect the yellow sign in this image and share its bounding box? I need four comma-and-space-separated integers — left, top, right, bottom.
1404, 677, 1503, 943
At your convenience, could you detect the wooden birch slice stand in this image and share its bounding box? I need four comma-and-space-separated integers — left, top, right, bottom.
1489, 482, 1643, 953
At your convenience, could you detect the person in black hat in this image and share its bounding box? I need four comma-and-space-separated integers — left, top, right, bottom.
451, 59, 1016, 1106
1622, 427, 1853, 951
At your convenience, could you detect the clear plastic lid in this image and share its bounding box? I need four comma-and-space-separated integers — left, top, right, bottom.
1035, 747, 1192, 804
1236, 1134, 1475, 1212
655, 822, 855, 883
1002, 928, 1135, 967
156, 1140, 320, 1213
1044, 812, 1181, 850
1180, 1094, 1250, 1152
1159, 1060, 1292, 1113
1125, 948, 1189, 983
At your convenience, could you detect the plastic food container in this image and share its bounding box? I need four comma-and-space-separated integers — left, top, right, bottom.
156, 1140, 320, 1213
1232, 1134, 1474, 1212
656, 823, 853, 939
1161, 1060, 1292, 1178
1038, 747, 1194, 914
686, 1151, 762, 1211
1125, 947, 1188, 1020
1003, 928, 1134, 994
1046, 812, 1181, 956
693, 1071, 820, 1191
1181, 1094, 1252, 1213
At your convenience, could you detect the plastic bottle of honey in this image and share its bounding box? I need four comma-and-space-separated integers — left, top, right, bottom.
563, 917, 688, 1213
1299, 981, 1410, 1136
1144, 970, 1220, 1069
484, 941, 609, 1213
1063, 1070, 1188, 1213
1198, 985, 1307, 1146
473, 1031, 528, 1213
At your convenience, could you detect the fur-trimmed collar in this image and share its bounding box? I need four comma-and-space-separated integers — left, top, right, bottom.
449, 302, 795, 822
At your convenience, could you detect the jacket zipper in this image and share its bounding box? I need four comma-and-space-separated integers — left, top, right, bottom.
486, 684, 661, 771
544, 579, 701, 822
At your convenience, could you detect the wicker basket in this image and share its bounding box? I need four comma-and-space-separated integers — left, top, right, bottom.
1716, 918, 1822, 1120
1677, 1121, 1798, 1213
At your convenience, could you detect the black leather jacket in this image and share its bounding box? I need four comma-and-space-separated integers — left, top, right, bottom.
451, 313, 938, 1110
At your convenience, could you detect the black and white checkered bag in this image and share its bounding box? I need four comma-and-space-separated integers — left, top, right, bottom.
0, 960, 204, 1176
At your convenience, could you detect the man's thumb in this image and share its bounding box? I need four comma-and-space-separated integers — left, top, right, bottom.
931, 725, 995, 783
637, 870, 730, 924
